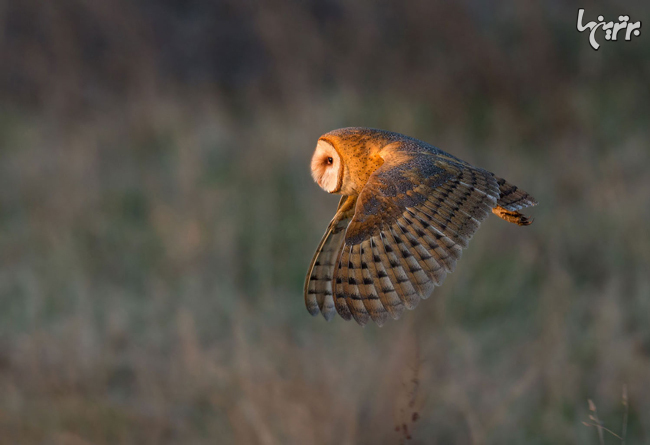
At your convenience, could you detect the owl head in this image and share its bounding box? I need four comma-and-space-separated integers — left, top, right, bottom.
310, 139, 343, 193
310, 128, 393, 195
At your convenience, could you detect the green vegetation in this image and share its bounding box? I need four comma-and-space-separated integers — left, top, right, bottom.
0, 1, 649, 443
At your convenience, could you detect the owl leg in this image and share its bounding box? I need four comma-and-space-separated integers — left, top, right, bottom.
491, 205, 533, 226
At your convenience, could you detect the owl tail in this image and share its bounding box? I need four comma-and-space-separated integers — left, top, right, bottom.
491, 175, 537, 226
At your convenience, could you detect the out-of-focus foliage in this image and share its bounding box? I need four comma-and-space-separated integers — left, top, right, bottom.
0, 1, 649, 443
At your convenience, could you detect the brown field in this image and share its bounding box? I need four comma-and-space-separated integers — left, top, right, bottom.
1, 1, 649, 443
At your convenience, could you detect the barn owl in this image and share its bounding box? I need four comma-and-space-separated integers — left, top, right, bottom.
305, 127, 537, 326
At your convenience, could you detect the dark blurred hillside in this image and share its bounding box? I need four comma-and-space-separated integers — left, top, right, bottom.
3, 1, 648, 123
1, 1, 649, 444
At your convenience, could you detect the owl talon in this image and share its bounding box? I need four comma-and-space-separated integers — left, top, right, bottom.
491, 205, 534, 226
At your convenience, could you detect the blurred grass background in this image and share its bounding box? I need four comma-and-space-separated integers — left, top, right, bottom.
1, 0, 650, 443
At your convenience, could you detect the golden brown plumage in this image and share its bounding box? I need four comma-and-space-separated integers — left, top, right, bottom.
305, 127, 537, 326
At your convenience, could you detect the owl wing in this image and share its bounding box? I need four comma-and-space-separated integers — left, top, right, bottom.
493, 175, 538, 211
304, 195, 357, 321
332, 146, 501, 326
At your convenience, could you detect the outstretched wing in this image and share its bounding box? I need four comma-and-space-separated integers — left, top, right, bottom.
333, 146, 500, 326
493, 175, 538, 211
304, 195, 357, 321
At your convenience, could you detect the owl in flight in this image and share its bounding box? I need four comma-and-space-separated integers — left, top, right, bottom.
305, 127, 537, 326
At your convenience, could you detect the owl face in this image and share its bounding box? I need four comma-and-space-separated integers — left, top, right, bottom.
311, 139, 343, 193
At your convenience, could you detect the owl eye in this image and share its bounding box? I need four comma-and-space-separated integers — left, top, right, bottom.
326, 157, 334, 165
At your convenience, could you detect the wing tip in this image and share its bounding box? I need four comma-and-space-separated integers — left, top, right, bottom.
321, 308, 336, 321
335, 296, 353, 321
